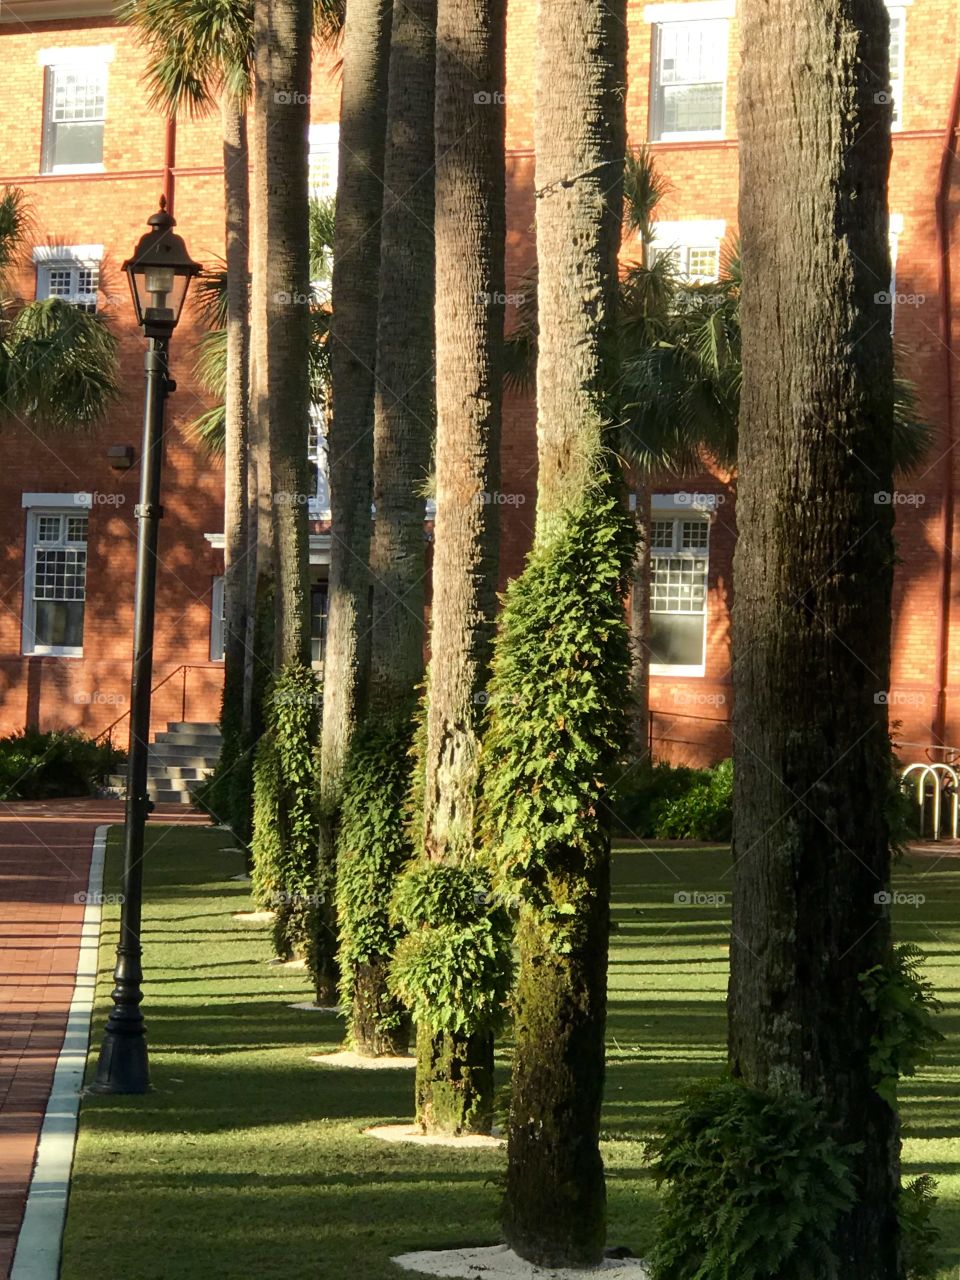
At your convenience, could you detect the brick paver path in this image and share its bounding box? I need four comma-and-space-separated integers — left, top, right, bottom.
0, 799, 205, 1279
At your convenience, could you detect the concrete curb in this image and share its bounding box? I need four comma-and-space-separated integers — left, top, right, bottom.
9, 823, 108, 1280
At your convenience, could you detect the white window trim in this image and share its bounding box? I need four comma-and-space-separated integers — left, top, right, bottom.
309, 122, 339, 199
33, 244, 104, 264
22, 491, 92, 509
21, 504, 89, 658
649, 499, 711, 679
648, 220, 726, 283
41, 53, 110, 176
37, 44, 115, 65
649, 17, 729, 143
33, 248, 102, 309
210, 576, 225, 663
885, 4, 906, 132
644, 1, 735, 21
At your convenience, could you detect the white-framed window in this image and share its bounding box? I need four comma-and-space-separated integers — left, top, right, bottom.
309, 123, 339, 199
311, 580, 329, 667
308, 407, 331, 519
650, 17, 728, 141
210, 576, 225, 662
38, 47, 113, 174
647, 220, 726, 284
34, 246, 103, 312
22, 505, 89, 656
886, 6, 906, 130
649, 506, 710, 676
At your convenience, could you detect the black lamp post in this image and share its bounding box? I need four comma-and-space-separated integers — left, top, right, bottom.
91, 198, 201, 1094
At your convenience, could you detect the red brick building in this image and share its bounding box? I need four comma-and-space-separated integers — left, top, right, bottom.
0, 0, 957, 768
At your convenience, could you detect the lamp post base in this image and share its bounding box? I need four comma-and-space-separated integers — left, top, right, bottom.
89, 1027, 150, 1094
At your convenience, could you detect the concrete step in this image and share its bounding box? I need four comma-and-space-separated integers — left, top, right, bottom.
167, 721, 220, 735
148, 743, 221, 765
146, 763, 207, 781
154, 730, 222, 749
148, 776, 201, 795
150, 787, 196, 805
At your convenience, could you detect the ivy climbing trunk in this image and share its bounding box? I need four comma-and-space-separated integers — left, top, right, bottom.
251, 0, 318, 960
338, 0, 436, 1058
219, 95, 253, 842
414, 0, 506, 1132
628, 485, 651, 762
497, 0, 628, 1266
730, 2, 901, 1277
318, 0, 393, 1002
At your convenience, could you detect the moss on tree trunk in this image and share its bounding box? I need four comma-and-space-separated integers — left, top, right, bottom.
416, 1023, 494, 1136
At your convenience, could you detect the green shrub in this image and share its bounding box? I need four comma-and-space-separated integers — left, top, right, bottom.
608, 760, 707, 837
655, 758, 733, 842
861, 943, 944, 1106
390, 862, 513, 1036
0, 729, 123, 800
646, 1077, 860, 1280
900, 1174, 940, 1280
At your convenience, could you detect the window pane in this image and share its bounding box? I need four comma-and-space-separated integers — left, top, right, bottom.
311, 584, 329, 665
681, 519, 709, 550
37, 515, 61, 542
650, 613, 706, 667
51, 120, 104, 167
651, 519, 675, 550
51, 66, 105, 120
686, 247, 720, 281
662, 82, 724, 134
34, 600, 85, 650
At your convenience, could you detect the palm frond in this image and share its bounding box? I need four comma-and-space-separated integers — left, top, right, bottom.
309, 195, 337, 281
188, 403, 227, 456
194, 261, 230, 329
623, 145, 670, 246
504, 268, 539, 393
0, 187, 33, 295
2, 299, 120, 430
314, 0, 345, 47
120, 0, 255, 114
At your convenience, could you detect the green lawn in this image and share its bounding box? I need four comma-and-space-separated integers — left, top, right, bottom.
59, 827, 960, 1278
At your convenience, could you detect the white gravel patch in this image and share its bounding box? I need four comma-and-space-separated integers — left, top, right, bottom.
366, 1124, 504, 1149
392, 1244, 649, 1278
232, 910, 275, 923
308, 1050, 416, 1069
288, 1001, 343, 1013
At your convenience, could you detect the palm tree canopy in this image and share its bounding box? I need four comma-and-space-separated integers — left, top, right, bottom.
121, 0, 345, 115
0, 188, 119, 431
1, 298, 120, 431
188, 196, 334, 454
506, 151, 929, 480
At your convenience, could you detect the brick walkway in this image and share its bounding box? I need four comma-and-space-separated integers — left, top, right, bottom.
0, 799, 204, 1280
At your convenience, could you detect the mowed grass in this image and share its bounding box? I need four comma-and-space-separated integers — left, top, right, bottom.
59, 826, 960, 1279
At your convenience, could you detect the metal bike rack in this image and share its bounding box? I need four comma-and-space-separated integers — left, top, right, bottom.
901, 761, 960, 841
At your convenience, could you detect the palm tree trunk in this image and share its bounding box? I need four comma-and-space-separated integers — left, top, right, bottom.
253, 0, 312, 667
730, 3, 901, 1276
341, 0, 437, 1057
219, 95, 253, 840
415, 0, 506, 1132
318, 0, 393, 1001
250, 0, 316, 957
500, 0, 627, 1265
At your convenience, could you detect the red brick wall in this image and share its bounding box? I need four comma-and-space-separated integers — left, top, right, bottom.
0, 1, 959, 773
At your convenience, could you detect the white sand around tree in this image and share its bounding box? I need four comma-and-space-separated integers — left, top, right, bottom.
391, 1244, 650, 1278
288, 1001, 343, 1012
232, 910, 275, 923
365, 1124, 504, 1149
308, 1050, 416, 1069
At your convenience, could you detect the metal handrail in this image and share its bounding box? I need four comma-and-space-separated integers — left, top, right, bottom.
97, 663, 219, 747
